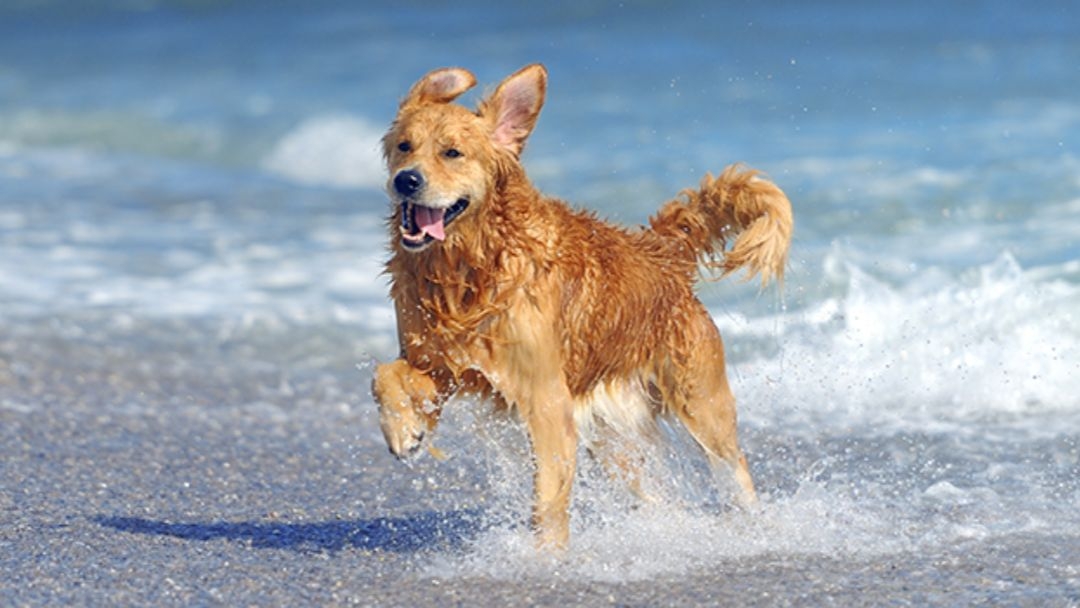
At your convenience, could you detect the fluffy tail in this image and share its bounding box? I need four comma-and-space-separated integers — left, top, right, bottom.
649, 164, 793, 287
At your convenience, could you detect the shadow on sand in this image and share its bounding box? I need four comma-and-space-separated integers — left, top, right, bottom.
94, 508, 487, 553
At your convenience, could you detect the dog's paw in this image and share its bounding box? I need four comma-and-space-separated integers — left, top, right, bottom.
379, 406, 427, 460
393, 430, 426, 460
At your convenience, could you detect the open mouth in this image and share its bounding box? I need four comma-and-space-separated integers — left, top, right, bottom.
399, 198, 469, 250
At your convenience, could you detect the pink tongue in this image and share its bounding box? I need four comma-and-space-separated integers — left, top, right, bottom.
414, 206, 446, 241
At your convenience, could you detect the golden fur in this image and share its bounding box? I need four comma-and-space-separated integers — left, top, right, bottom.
372, 64, 793, 548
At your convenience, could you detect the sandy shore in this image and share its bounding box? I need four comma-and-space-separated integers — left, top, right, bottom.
3, 319, 1079, 606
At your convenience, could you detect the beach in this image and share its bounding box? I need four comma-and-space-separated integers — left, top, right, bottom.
2, 1, 1079, 605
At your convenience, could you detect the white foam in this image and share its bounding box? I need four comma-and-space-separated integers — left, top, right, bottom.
726, 249, 1080, 435
262, 114, 386, 189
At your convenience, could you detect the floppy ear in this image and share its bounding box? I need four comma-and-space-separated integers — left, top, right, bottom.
482, 64, 547, 156
401, 67, 477, 108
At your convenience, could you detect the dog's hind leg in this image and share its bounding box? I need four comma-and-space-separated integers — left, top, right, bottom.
664, 325, 758, 508
675, 387, 757, 508
585, 426, 656, 504
579, 382, 660, 503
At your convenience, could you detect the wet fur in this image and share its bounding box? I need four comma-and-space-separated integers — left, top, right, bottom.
372, 64, 793, 548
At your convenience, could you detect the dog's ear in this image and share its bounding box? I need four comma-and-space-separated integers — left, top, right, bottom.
401, 67, 477, 108
482, 64, 547, 156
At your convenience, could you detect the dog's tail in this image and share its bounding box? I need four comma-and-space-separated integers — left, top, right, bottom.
649, 164, 793, 287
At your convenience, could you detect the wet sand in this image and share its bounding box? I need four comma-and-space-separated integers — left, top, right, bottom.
3, 319, 1079, 606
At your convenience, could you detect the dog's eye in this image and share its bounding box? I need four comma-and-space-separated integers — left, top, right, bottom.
443, 148, 463, 159
397, 141, 411, 153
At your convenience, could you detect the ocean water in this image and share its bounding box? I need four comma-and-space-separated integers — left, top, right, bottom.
2, 0, 1079, 604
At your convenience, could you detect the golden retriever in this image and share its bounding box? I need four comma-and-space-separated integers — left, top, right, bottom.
372, 64, 793, 548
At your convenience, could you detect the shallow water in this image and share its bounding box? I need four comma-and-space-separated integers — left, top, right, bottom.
2, 1, 1079, 605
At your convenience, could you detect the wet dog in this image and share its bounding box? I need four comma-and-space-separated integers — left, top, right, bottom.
372, 64, 792, 548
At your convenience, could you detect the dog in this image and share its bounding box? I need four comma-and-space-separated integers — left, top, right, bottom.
372, 64, 793, 548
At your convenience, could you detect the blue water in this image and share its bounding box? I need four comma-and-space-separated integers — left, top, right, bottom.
2, 0, 1079, 601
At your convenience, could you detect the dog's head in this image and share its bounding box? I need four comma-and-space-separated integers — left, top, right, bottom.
383, 64, 546, 252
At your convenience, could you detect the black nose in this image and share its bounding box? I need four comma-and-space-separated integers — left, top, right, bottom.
394, 170, 424, 197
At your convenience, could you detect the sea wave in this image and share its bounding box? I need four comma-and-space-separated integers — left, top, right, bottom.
0, 108, 224, 161
262, 114, 386, 190
726, 249, 1080, 434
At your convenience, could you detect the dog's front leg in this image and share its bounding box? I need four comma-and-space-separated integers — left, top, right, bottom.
372, 359, 443, 459
523, 393, 578, 549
